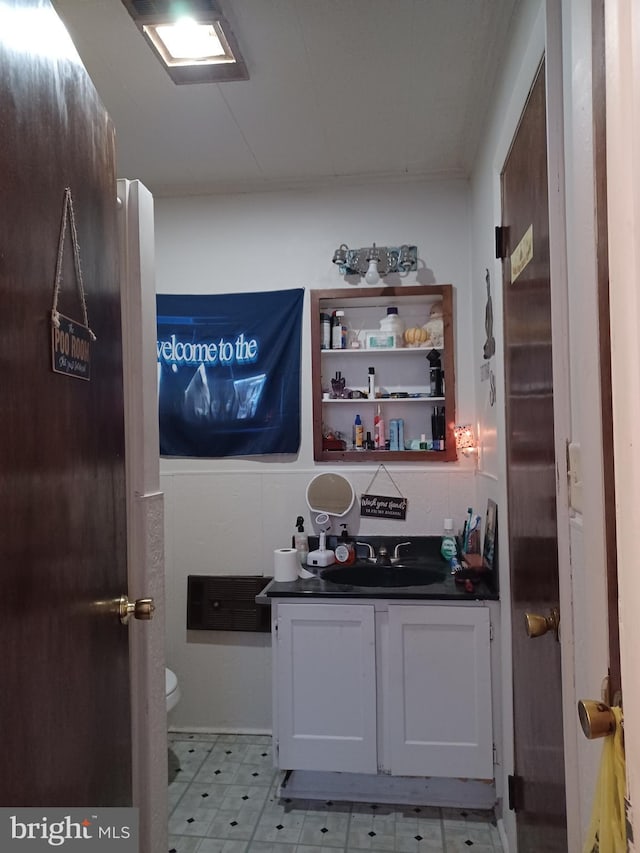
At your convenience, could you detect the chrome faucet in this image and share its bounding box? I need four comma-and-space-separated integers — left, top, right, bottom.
355, 541, 411, 566
375, 544, 391, 566
356, 542, 376, 561
393, 541, 412, 562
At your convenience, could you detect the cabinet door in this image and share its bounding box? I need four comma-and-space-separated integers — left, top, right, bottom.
275, 602, 377, 773
387, 605, 492, 779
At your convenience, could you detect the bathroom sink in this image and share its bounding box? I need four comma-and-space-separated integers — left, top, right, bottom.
321, 561, 447, 588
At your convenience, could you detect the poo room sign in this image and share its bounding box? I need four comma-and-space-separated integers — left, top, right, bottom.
51, 313, 92, 380
49, 187, 95, 382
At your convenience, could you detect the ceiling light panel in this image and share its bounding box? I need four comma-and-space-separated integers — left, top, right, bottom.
121, 0, 248, 84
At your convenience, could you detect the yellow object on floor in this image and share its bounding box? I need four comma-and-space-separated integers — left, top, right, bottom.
583, 706, 626, 853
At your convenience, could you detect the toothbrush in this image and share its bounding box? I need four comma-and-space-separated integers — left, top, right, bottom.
467, 515, 482, 553
463, 507, 473, 552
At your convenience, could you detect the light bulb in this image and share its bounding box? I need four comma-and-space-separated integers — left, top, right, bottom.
365, 257, 380, 285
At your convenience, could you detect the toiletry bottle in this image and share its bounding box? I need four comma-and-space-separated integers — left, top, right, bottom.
389, 418, 399, 450
431, 406, 445, 450
368, 366, 376, 399
441, 518, 457, 562
334, 524, 356, 565
331, 309, 347, 349
293, 515, 308, 566
320, 313, 331, 350
380, 306, 405, 343
419, 433, 428, 450
427, 349, 443, 397
374, 404, 385, 449
354, 414, 364, 450
365, 430, 375, 450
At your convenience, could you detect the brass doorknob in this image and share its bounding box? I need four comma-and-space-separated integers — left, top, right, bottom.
524, 607, 559, 640
118, 595, 155, 625
578, 699, 617, 739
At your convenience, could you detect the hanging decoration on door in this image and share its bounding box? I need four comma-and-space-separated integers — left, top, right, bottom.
483, 268, 495, 360
50, 187, 96, 381
156, 289, 303, 457
480, 268, 496, 408
360, 464, 408, 520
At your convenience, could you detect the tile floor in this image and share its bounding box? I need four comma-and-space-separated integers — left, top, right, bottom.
167, 733, 504, 853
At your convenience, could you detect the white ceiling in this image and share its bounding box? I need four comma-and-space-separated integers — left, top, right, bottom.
53, 0, 518, 197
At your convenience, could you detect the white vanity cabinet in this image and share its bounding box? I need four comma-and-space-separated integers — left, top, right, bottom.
274, 602, 378, 774
271, 600, 493, 782
386, 604, 492, 778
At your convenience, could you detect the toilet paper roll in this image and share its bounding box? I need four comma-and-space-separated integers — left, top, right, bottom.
274, 548, 299, 582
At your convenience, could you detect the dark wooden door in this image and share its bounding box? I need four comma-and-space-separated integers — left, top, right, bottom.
501, 61, 567, 851
0, 0, 131, 805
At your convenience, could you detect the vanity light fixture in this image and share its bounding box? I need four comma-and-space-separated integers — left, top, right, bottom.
332, 243, 418, 281
120, 0, 248, 84
454, 424, 477, 456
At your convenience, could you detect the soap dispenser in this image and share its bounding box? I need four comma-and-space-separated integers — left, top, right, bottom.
334, 524, 355, 565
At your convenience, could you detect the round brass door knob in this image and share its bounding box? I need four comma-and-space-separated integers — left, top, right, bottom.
524, 607, 560, 640
118, 595, 155, 625
578, 699, 617, 739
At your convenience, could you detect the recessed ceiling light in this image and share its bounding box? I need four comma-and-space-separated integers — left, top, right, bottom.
120, 1, 248, 84
144, 17, 234, 66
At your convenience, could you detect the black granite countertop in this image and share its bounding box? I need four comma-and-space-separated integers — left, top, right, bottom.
256, 536, 499, 604
257, 536, 499, 603
256, 571, 498, 603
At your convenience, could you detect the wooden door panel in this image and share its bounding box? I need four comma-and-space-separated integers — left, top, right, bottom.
502, 61, 567, 851
0, 1, 130, 806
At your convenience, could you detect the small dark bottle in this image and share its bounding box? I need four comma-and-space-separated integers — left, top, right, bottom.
365, 431, 375, 450
426, 349, 443, 397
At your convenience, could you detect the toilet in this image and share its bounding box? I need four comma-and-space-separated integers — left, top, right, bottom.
166, 667, 180, 713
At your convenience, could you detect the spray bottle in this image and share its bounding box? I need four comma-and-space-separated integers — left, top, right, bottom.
293, 516, 308, 566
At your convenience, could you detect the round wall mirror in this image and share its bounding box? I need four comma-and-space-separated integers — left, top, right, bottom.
306, 473, 355, 517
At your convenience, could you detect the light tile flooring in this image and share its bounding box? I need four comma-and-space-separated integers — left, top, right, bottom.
168, 733, 504, 853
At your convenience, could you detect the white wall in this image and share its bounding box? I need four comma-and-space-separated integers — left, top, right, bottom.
155, 180, 479, 731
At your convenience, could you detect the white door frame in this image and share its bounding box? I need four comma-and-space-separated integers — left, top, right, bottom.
118, 179, 167, 853
604, 0, 640, 832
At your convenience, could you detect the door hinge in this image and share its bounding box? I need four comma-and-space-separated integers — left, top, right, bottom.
493, 743, 498, 765
489, 623, 494, 641
495, 225, 508, 259
508, 773, 523, 811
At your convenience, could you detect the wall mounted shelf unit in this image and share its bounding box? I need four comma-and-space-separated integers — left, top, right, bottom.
310, 285, 456, 462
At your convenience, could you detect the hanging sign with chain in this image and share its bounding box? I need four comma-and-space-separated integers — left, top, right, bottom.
360, 464, 408, 520
50, 187, 96, 380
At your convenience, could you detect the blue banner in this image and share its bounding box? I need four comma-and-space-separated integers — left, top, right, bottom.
157, 289, 303, 457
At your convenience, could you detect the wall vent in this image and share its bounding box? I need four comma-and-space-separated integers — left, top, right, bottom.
187, 575, 271, 632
